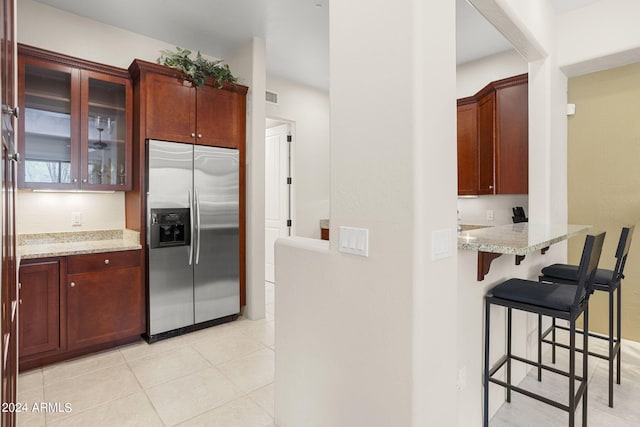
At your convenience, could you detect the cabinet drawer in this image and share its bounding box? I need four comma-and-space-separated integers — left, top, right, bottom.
67, 250, 140, 274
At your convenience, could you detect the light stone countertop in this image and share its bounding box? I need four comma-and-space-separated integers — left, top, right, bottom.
18, 229, 142, 260
319, 219, 329, 229
457, 223, 591, 255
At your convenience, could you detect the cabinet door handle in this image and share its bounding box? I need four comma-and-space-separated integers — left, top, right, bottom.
83, 178, 87, 183
104, 259, 110, 265
2, 105, 19, 119
8, 152, 19, 163
70, 282, 76, 288
489, 185, 494, 189
191, 132, 196, 137
197, 133, 202, 138
73, 178, 78, 183
19, 299, 22, 305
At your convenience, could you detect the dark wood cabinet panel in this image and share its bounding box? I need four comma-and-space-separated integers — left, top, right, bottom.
145, 72, 196, 143
1, 0, 17, 419
477, 92, 496, 195
457, 101, 479, 195
19, 260, 60, 357
196, 83, 244, 148
456, 73, 528, 195
495, 81, 528, 194
67, 265, 142, 350
67, 249, 140, 274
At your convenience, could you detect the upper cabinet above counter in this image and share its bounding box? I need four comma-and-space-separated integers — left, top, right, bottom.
457, 73, 528, 196
17, 44, 132, 191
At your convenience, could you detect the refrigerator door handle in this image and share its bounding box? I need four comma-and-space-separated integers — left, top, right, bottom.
188, 190, 194, 265
195, 188, 202, 264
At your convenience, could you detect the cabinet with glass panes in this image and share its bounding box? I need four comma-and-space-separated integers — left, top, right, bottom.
18, 45, 132, 190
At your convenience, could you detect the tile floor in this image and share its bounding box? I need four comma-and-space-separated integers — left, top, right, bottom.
16, 281, 640, 426
490, 331, 640, 426
17, 282, 276, 427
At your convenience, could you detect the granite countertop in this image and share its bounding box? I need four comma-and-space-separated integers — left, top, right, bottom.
18, 229, 142, 260
457, 223, 591, 255
319, 219, 329, 229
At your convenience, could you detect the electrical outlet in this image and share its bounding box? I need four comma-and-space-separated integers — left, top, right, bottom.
71, 212, 82, 226
486, 210, 494, 221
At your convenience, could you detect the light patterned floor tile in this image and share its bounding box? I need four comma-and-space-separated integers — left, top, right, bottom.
218, 348, 275, 393
145, 366, 243, 426
42, 348, 126, 386
128, 346, 211, 388
18, 367, 43, 393
16, 384, 46, 427
119, 335, 187, 362
46, 391, 163, 427
248, 383, 275, 418
192, 330, 265, 366
241, 321, 275, 348
43, 364, 141, 423
177, 396, 274, 427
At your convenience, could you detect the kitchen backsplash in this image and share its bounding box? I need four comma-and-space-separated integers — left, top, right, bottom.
457, 194, 528, 226
16, 190, 126, 234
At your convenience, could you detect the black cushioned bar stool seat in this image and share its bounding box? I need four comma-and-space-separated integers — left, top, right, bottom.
484, 233, 605, 427
539, 226, 634, 408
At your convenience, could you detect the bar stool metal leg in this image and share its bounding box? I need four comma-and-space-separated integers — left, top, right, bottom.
507, 307, 512, 403
569, 318, 576, 427
484, 301, 491, 427
583, 305, 589, 427
538, 314, 543, 381
609, 288, 614, 407
617, 284, 622, 386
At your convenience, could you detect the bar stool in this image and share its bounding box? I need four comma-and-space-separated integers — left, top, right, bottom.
539, 226, 634, 408
484, 232, 605, 427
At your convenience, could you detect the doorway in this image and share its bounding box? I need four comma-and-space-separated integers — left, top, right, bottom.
265, 119, 293, 283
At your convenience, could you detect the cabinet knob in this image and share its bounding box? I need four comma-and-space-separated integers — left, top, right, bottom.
83, 178, 87, 183
70, 282, 76, 288
197, 133, 202, 138
19, 299, 22, 305
489, 185, 494, 189
104, 259, 110, 265
18, 282, 21, 290
73, 178, 78, 183
191, 132, 196, 137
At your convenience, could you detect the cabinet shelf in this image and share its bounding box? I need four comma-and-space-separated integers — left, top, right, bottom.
25, 89, 71, 103
88, 101, 126, 112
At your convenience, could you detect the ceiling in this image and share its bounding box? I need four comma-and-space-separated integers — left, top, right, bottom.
33, 0, 601, 92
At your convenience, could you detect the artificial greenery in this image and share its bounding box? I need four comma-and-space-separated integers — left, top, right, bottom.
158, 46, 237, 88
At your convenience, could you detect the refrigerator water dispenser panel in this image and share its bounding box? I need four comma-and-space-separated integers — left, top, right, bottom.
150, 208, 191, 248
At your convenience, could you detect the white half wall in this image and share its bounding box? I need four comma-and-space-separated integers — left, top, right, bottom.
266, 75, 330, 240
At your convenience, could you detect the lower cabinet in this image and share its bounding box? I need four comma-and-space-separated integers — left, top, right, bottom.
18, 250, 143, 370
67, 251, 143, 350
19, 259, 61, 357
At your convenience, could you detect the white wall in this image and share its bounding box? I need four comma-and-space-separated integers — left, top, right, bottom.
226, 38, 267, 320
266, 75, 330, 239
275, 0, 458, 426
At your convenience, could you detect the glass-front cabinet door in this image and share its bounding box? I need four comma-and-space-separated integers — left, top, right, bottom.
19, 58, 80, 189
18, 45, 132, 191
81, 72, 131, 190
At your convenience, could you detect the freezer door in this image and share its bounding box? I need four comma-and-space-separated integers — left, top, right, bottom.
147, 140, 194, 334
193, 145, 240, 323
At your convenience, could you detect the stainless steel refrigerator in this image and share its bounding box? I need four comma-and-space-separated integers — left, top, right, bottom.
146, 139, 240, 341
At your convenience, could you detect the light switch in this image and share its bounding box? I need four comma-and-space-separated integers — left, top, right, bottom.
432, 228, 452, 261
339, 226, 369, 257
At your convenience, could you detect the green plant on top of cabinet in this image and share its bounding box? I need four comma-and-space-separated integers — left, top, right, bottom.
17, 44, 132, 190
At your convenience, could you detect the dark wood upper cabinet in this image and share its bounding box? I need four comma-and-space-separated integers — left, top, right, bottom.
456, 73, 528, 195
457, 99, 479, 196
129, 59, 247, 148
17, 45, 133, 190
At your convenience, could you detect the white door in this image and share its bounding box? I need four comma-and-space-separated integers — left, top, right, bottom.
265, 123, 290, 283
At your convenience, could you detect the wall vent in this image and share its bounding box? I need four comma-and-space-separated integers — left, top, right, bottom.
265, 90, 279, 105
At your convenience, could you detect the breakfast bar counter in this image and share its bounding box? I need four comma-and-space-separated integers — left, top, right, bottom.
458, 223, 590, 280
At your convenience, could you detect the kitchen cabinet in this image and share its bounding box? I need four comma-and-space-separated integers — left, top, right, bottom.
1, 0, 17, 420
456, 73, 528, 195
127, 59, 248, 307
19, 259, 61, 357
17, 44, 132, 190
456, 99, 478, 195
18, 250, 143, 370
66, 250, 143, 350
135, 61, 246, 148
